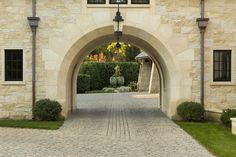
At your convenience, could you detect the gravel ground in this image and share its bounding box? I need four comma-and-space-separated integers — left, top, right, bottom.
0, 93, 214, 157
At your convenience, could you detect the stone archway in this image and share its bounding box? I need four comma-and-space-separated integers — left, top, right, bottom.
57, 25, 182, 118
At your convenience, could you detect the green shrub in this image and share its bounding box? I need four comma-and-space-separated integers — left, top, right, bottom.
110, 76, 117, 88
34, 99, 62, 121
79, 62, 139, 90
220, 109, 236, 127
177, 102, 204, 122
116, 86, 131, 93
110, 65, 125, 87
117, 76, 125, 86
77, 74, 90, 93
114, 65, 121, 77
102, 87, 116, 93
79, 63, 103, 90
119, 62, 139, 86
129, 81, 138, 91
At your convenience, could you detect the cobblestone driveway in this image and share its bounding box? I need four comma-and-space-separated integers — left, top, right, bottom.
0, 93, 214, 157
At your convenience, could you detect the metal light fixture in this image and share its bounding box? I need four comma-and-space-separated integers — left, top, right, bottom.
113, 0, 124, 48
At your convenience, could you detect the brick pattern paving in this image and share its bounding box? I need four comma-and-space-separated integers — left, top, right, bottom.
0, 93, 214, 157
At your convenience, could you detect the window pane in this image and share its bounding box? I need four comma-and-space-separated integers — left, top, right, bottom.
216, 62, 219, 71
219, 61, 224, 71
213, 50, 231, 82
87, 0, 106, 4
5, 50, 23, 81
214, 71, 219, 80
225, 53, 231, 80
17, 61, 23, 70
131, 0, 149, 4
110, 0, 128, 4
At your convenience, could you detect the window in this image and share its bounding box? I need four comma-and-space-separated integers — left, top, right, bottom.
131, 0, 149, 4
87, 0, 149, 5
4, 49, 23, 81
109, 0, 128, 4
87, 0, 106, 4
213, 50, 231, 82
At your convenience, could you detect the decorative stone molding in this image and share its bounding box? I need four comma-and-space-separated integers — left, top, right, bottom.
231, 118, 236, 135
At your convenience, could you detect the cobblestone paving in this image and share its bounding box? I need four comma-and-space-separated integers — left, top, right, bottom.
0, 93, 214, 157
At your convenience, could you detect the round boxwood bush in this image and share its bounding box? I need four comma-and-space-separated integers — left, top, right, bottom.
220, 109, 236, 127
34, 99, 62, 121
117, 76, 125, 86
110, 76, 117, 88
177, 102, 204, 121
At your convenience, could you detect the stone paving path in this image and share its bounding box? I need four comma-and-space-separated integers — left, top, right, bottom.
0, 93, 214, 157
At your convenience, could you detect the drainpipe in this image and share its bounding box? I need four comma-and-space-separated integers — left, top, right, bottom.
27, 0, 40, 119
196, 0, 209, 107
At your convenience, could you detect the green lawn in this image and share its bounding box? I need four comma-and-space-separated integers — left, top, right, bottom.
0, 120, 64, 130
177, 122, 236, 157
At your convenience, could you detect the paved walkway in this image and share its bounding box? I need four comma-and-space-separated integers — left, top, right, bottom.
0, 93, 214, 157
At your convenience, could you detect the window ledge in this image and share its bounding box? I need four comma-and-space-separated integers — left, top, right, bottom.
210, 81, 235, 86
1, 81, 26, 86
87, 4, 150, 8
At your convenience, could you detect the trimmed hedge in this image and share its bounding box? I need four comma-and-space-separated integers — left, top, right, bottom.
177, 101, 204, 122
77, 74, 90, 93
220, 109, 236, 127
79, 62, 139, 90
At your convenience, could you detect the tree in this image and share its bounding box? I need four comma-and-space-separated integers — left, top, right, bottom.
125, 45, 141, 62
86, 42, 141, 62
107, 42, 128, 62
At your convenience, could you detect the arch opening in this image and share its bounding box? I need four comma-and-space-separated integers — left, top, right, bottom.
57, 25, 182, 118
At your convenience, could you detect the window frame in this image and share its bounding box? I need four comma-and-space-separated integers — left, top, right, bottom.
213, 50, 231, 82
131, 0, 150, 4
86, 0, 151, 6
87, 0, 106, 4
2, 49, 25, 85
211, 49, 235, 86
109, 0, 128, 4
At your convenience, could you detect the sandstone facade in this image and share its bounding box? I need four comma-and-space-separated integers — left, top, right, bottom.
0, 0, 235, 119
136, 53, 160, 93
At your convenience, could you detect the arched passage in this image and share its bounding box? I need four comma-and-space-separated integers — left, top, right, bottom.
57, 25, 182, 118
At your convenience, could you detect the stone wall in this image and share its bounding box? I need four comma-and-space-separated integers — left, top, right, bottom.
138, 60, 152, 91
0, 0, 32, 119
0, 0, 235, 119
204, 0, 236, 112
149, 63, 160, 93
137, 60, 160, 93
155, 0, 201, 105
155, 0, 236, 114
